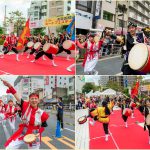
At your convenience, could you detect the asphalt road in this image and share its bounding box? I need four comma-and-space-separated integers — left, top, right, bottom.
76, 56, 124, 75
0, 110, 75, 149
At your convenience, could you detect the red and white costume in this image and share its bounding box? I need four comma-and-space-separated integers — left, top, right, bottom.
5, 104, 17, 131
6, 36, 17, 46
83, 40, 103, 73
5, 100, 49, 149
0, 103, 6, 124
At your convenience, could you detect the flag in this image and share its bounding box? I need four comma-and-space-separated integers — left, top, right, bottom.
131, 81, 140, 98
66, 17, 75, 41
17, 18, 30, 50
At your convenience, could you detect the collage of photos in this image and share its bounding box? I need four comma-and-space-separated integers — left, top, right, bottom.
0, 0, 149, 150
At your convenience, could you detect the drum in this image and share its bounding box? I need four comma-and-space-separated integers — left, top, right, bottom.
78, 116, 87, 124
27, 41, 34, 49
146, 114, 150, 125
34, 42, 41, 50
130, 102, 136, 108
23, 134, 37, 144
63, 40, 75, 50
123, 108, 132, 117
128, 43, 150, 73
43, 43, 58, 54
3, 41, 8, 47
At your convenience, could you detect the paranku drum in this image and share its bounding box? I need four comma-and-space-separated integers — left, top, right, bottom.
3, 40, 8, 47
78, 116, 87, 124
23, 134, 38, 144
34, 42, 41, 51
27, 41, 34, 49
63, 40, 75, 50
130, 102, 136, 108
128, 43, 150, 73
123, 108, 132, 117
43, 43, 58, 54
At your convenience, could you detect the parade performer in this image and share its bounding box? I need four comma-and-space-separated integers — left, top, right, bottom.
56, 32, 72, 61
0, 100, 6, 125
78, 33, 103, 75
139, 99, 150, 144
5, 99, 17, 133
0, 33, 20, 61
121, 22, 145, 75
108, 99, 115, 114
129, 99, 136, 118
120, 99, 131, 128
89, 101, 111, 141
2, 80, 49, 149
30, 35, 57, 66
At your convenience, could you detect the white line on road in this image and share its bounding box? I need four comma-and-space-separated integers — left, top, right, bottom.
76, 55, 121, 65
0, 70, 13, 75
89, 135, 109, 141
2, 124, 10, 140
116, 72, 123, 75
64, 128, 75, 132
109, 130, 120, 150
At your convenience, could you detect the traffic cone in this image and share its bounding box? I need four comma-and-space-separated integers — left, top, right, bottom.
55, 120, 61, 138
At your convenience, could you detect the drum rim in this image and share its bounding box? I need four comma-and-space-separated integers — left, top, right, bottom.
23, 134, 36, 143
27, 41, 34, 47
43, 43, 51, 51
34, 42, 41, 49
129, 43, 149, 70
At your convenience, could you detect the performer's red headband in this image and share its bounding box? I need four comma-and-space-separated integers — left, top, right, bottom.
29, 94, 39, 99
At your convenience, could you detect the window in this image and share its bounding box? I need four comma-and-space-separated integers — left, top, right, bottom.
67, 6, 71, 11
76, 1, 92, 13
106, 0, 111, 3
34, 11, 39, 16
56, 1, 63, 6
57, 8, 63, 12
69, 86, 73, 91
118, 19, 126, 28
103, 11, 113, 21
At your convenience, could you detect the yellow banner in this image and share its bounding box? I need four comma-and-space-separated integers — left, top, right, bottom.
44, 14, 74, 27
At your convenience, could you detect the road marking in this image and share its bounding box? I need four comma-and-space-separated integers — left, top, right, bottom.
62, 136, 75, 143
0, 70, 12, 75
109, 130, 120, 150
76, 55, 121, 65
116, 72, 123, 75
89, 135, 109, 141
57, 137, 75, 149
41, 136, 58, 150
64, 128, 75, 132
2, 124, 10, 140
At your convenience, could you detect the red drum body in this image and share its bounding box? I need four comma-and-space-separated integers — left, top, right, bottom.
43, 43, 58, 54
27, 41, 34, 49
63, 40, 75, 50
34, 42, 41, 51
123, 108, 132, 117
78, 116, 87, 124
130, 102, 136, 108
3, 41, 8, 47
128, 43, 150, 73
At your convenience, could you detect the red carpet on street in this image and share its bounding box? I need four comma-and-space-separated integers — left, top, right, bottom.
89, 109, 150, 149
0, 54, 75, 75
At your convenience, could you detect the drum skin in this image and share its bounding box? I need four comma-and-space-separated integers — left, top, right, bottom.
146, 114, 150, 125
23, 134, 36, 144
27, 41, 34, 49
43, 43, 58, 54
78, 116, 87, 124
34, 42, 41, 50
128, 43, 150, 73
63, 40, 75, 51
123, 108, 132, 117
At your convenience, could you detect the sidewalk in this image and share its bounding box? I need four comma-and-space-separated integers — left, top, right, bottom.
76, 109, 89, 150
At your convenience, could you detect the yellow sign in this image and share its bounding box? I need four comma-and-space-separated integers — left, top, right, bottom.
44, 15, 74, 27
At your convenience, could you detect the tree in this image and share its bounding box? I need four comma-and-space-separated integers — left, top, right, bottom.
56, 25, 67, 34
82, 83, 97, 94
106, 80, 124, 92
6, 10, 26, 36
31, 27, 46, 36
0, 27, 4, 34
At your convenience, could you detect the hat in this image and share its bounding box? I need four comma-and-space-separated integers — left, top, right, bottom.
128, 22, 137, 28
88, 32, 96, 37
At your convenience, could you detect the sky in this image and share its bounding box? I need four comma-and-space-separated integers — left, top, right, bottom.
85, 76, 100, 86
0, 75, 18, 97
0, 0, 31, 26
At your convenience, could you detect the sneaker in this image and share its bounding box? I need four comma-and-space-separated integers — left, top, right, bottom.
105, 134, 108, 141
31, 60, 35, 63
52, 63, 58, 67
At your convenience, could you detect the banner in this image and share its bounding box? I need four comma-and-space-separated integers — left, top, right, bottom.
30, 19, 44, 29
44, 14, 74, 27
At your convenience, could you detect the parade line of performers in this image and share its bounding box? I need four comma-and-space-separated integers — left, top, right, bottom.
0, 32, 75, 72
76, 22, 150, 75
0, 80, 49, 149
78, 95, 150, 144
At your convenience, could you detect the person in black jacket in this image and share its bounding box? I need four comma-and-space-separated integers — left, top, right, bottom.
139, 99, 150, 144
122, 22, 145, 75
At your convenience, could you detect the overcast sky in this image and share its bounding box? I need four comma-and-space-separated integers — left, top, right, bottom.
85, 76, 100, 86
0, 75, 18, 96
0, 0, 31, 26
